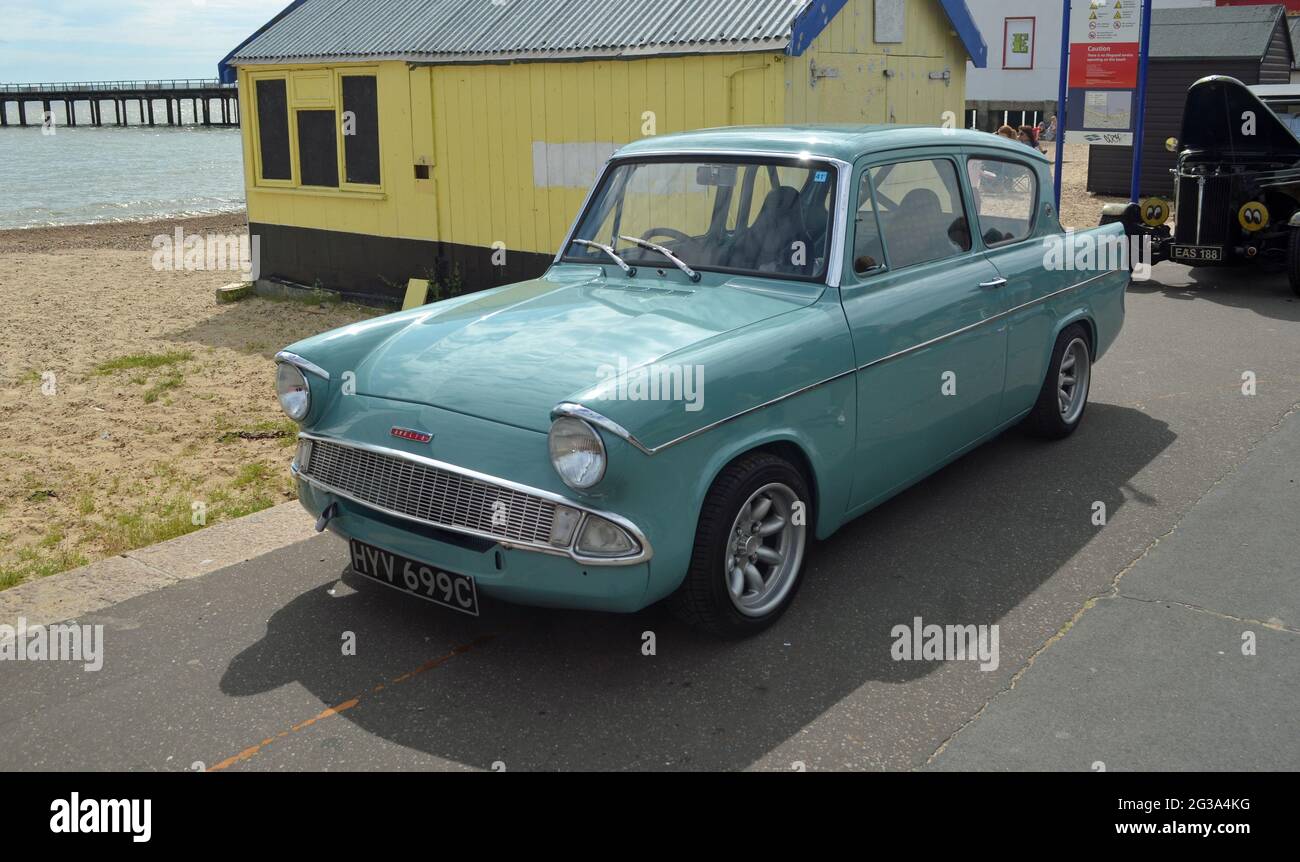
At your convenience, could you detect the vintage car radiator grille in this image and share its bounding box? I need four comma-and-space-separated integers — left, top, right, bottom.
1174, 175, 1232, 245
303, 439, 558, 545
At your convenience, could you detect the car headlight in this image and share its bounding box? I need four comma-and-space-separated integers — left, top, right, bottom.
276, 362, 312, 422
548, 417, 606, 489
576, 515, 638, 557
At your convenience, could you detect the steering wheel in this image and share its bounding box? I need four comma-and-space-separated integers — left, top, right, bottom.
641, 228, 693, 245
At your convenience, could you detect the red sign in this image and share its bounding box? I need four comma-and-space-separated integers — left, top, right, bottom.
1068, 43, 1139, 89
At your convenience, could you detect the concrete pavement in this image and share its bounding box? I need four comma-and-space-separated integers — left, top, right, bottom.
929, 406, 1300, 770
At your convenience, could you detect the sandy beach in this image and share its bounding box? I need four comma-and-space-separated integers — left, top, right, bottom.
0, 213, 377, 588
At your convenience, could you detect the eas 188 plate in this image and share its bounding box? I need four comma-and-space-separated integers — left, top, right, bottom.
1171, 245, 1223, 262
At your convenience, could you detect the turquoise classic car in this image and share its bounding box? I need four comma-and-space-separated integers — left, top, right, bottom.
276, 126, 1128, 636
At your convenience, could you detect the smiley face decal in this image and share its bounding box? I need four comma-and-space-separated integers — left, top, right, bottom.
1138, 198, 1170, 227
1238, 201, 1269, 232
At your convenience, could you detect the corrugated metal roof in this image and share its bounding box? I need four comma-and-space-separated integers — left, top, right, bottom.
1150, 3, 1284, 60
229, 0, 804, 65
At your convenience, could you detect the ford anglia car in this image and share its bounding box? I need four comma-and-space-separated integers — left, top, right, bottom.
276, 126, 1129, 636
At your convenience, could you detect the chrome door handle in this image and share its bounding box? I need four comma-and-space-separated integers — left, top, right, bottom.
979, 278, 1008, 289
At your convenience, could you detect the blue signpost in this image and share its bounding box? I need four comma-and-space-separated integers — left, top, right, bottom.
1129, 0, 1154, 202
1054, 0, 1072, 209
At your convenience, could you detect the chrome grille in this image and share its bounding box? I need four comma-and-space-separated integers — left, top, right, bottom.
303, 439, 558, 545
1174, 174, 1232, 245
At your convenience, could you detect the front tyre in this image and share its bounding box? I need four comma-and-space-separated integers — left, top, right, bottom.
1287, 227, 1300, 297
672, 452, 810, 637
1023, 324, 1092, 440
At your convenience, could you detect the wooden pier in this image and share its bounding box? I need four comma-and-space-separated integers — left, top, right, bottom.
0, 79, 239, 128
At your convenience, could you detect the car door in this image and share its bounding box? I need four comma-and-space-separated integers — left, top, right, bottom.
964, 151, 1063, 419
840, 152, 1010, 511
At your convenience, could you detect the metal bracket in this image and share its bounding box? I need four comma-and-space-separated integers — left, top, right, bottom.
316, 502, 338, 533
810, 60, 840, 89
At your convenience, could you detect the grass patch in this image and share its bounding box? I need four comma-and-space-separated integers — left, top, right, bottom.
143, 373, 184, 404
0, 547, 88, 590
92, 498, 199, 557
82, 466, 287, 566
232, 462, 271, 489
94, 350, 192, 375
223, 495, 276, 520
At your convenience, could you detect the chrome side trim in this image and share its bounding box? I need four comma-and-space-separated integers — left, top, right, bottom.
276, 351, 330, 381
858, 272, 1110, 373
294, 433, 653, 567
826, 156, 852, 289
553, 369, 856, 457
554, 271, 1113, 456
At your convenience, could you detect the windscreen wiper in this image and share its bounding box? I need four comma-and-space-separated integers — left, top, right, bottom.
619, 235, 702, 283
571, 239, 636, 276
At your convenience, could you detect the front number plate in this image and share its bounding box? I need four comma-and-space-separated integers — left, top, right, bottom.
1171, 245, 1224, 262
349, 539, 479, 616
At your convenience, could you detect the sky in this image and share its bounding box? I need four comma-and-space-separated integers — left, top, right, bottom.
0, 0, 290, 83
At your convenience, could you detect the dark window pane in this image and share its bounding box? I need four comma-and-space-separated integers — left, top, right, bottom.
255, 79, 291, 181
342, 76, 380, 185
297, 110, 339, 188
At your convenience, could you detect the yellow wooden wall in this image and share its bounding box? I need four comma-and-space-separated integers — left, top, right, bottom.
428, 54, 785, 258
237, 0, 970, 259
784, 0, 968, 127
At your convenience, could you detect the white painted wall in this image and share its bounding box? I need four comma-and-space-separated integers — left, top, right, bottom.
964, 0, 1215, 103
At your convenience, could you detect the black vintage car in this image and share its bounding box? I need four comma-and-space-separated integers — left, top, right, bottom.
1105, 75, 1300, 295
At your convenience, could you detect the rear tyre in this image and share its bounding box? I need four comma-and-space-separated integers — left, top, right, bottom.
671, 452, 810, 638
1023, 324, 1092, 440
1287, 228, 1300, 297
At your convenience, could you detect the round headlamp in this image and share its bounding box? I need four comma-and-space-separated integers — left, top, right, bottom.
276, 362, 312, 422
548, 417, 606, 490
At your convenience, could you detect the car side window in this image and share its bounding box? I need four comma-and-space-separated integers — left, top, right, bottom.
869, 158, 972, 270
853, 173, 886, 276
967, 158, 1037, 246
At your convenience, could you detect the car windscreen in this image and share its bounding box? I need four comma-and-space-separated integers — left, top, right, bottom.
562, 157, 837, 282
1262, 99, 1300, 138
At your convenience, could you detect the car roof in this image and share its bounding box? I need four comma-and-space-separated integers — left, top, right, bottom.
1249, 84, 1300, 100
614, 125, 1050, 164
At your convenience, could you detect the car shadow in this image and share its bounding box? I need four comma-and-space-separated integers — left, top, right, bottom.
220, 402, 1175, 770
1132, 261, 1300, 321
162, 296, 379, 358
